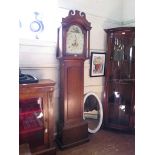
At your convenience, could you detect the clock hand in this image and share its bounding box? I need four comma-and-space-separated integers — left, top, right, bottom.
72, 35, 78, 47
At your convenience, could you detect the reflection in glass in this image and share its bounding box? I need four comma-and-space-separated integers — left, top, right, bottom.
113, 38, 124, 61
19, 97, 44, 148
108, 84, 132, 126
83, 93, 103, 133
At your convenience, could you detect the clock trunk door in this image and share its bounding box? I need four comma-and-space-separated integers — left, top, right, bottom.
63, 60, 84, 124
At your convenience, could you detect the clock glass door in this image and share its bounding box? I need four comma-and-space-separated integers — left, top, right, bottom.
66, 25, 84, 54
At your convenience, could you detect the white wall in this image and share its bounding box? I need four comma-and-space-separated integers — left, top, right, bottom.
58, 0, 122, 21
19, 0, 134, 132
122, 0, 135, 26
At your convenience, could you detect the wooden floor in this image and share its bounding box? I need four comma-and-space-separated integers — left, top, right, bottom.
56, 129, 135, 155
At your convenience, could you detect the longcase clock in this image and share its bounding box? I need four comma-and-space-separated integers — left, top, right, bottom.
56, 10, 91, 149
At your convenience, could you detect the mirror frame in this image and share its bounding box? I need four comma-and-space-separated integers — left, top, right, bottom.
83, 92, 103, 133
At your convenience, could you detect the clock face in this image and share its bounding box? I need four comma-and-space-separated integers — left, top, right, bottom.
66, 25, 84, 54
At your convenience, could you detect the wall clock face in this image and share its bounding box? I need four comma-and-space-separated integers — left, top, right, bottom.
66, 25, 84, 54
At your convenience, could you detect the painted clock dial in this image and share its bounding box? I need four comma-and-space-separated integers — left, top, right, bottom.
66, 25, 84, 54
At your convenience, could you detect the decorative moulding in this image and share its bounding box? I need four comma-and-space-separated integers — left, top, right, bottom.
19, 38, 56, 47
122, 19, 135, 26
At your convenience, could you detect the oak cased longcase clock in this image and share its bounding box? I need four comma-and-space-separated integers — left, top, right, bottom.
56, 10, 91, 149
103, 27, 135, 131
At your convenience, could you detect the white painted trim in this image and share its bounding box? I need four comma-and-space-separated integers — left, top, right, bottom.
20, 65, 59, 69
122, 19, 135, 25
83, 92, 103, 134
19, 38, 56, 47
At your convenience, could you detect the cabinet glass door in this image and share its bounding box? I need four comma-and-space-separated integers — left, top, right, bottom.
107, 81, 133, 126
110, 33, 135, 80
19, 97, 44, 149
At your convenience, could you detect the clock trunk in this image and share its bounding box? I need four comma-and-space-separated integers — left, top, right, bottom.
56, 60, 89, 149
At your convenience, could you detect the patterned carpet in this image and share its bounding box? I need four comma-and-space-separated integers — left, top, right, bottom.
56, 129, 135, 155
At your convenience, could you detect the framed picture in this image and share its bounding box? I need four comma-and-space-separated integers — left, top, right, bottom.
90, 52, 106, 77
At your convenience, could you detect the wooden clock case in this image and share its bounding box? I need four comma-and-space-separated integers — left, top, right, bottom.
56, 10, 91, 149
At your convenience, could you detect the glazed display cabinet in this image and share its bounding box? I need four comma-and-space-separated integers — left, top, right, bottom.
103, 27, 135, 131
19, 79, 56, 155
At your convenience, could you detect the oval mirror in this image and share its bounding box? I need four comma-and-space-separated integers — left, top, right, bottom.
83, 92, 103, 133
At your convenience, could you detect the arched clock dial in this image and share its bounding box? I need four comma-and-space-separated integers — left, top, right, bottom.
66, 25, 84, 54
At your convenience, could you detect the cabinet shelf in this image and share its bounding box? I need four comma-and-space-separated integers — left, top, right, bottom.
20, 127, 44, 135
108, 79, 135, 83
20, 109, 42, 116
19, 100, 41, 113
20, 116, 43, 135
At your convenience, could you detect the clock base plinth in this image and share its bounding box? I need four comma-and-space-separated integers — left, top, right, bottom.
56, 121, 89, 149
